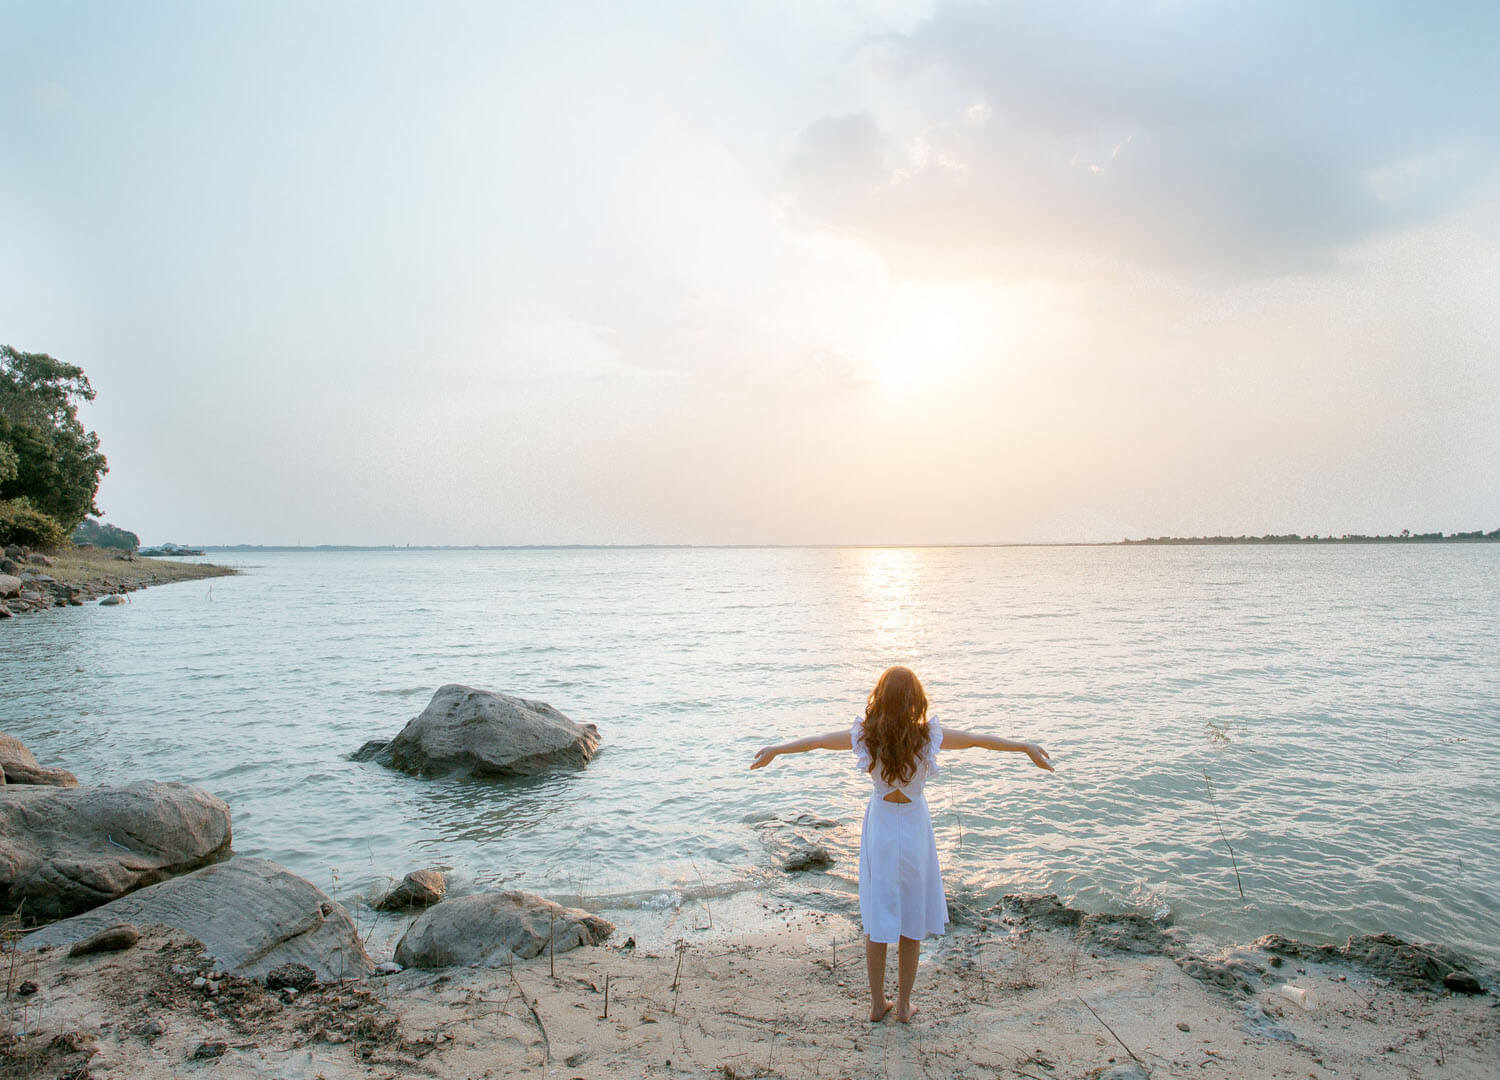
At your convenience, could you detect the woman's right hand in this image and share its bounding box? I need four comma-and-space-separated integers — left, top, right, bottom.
1025, 743, 1054, 771
750, 746, 778, 770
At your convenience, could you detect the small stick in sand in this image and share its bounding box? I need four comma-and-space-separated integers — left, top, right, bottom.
602, 973, 610, 1020
1077, 995, 1147, 1072
510, 968, 550, 1063
671, 941, 687, 1015
549, 914, 556, 979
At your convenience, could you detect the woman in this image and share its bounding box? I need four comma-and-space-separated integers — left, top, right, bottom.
750, 665, 1053, 1022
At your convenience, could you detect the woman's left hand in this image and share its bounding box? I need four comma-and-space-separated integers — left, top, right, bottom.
750, 746, 778, 769
1026, 743, 1054, 771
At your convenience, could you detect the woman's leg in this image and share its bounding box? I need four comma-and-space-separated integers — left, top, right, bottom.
895, 936, 921, 1021
865, 938, 893, 1021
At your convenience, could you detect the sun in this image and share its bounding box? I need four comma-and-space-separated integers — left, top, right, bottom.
867, 286, 976, 397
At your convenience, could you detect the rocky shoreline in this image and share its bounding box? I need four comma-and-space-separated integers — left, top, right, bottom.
3, 692, 1496, 1079
0, 544, 236, 617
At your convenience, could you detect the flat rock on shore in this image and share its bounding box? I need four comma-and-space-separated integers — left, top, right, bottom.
393, 890, 613, 968
23, 856, 374, 983
0, 780, 232, 921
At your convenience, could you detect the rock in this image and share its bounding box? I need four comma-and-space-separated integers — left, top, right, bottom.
753, 813, 848, 875
782, 841, 834, 872
26, 553, 53, 567
375, 961, 403, 975
360, 684, 600, 777
1078, 912, 1173, 955
193, 1040, 227, 1059
1001, 892, 1085, 929
1178, 957, 1256, 997
266, 962, 317, 991
1341, 933, 1475, 990
22, 856, 374, 983
0, 780, 230, 920
351, 739, 388, 761
1254, 931, 1478, 992
0, 574, 20, 598
1102, 1066, 1149, 1080
0, 606, 11, 620
1444, 971, 1483, 994
99, 594, 126, 606
137, 1018, 166, 1038
1176, 1020, 1190, 1032
16, 979, 38, 996
376, 869, 446, 910
68, 923, 140, 956
0, 557, 18, 574
394, 890, 613, 969
0, 733, 79, 787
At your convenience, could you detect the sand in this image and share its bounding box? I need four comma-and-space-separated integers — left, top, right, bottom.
4, 913, 1495, 1080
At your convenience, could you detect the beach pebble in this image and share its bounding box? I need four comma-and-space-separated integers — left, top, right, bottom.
1176, 1021, 1190, 1032
266, 961, 317, 991
192, 1040, 227, 1060
16, 980, 38, 997
191, 977, 207, 989
1443, 971, 1483, 994
375, 961, 403, 975
137, 1018, 166, 1038
67, 923, 139, 957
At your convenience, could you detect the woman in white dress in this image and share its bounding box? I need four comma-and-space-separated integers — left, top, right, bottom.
751, 666, 1054, 1022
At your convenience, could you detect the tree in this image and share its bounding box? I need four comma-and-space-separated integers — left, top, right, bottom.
0, 346, 109, 535
72, 517, 140, 551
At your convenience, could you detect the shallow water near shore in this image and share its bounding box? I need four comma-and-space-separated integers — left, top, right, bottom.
3, 545, 1497, 962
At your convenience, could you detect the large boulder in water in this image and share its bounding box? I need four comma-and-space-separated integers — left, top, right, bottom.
0, 781, 231, 921
0, 734, 79, 787
22, 856, 374, 983
355, 684, 600, 777
393, 890, 613, 968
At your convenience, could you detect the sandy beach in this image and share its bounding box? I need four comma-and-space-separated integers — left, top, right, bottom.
6, 907, 1495, 1080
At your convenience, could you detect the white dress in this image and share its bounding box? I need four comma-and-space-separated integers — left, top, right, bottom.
852, 714, 949, 944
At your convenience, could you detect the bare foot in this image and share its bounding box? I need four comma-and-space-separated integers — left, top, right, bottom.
868, 998, 894, 1022
895, 1003, 919, 1023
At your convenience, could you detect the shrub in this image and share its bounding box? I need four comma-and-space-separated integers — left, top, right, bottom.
0, 499, 67, 549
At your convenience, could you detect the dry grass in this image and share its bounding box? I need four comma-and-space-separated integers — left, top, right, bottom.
43, 547, 235, 594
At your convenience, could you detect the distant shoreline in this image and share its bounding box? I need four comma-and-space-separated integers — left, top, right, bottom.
188, 533, 1500, 552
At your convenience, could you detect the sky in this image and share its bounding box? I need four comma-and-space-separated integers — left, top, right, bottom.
3, 0, 1498, 545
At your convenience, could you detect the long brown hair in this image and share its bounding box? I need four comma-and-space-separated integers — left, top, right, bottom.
863, 665, 930, 787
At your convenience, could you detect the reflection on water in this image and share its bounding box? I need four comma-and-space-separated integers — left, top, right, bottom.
2, 545, 1497, 961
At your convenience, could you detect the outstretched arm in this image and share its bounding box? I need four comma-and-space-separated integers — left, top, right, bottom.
750, 729, 853, 769
941, 728, 1054, 771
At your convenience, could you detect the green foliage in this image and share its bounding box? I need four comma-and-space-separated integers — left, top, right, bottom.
72, 516, 140, 551
0, 346, 109, 533
0, 498, 67, 549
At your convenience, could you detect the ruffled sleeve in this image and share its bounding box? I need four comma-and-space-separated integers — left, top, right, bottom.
851, 716, 872, 773
924, 715, 942, 777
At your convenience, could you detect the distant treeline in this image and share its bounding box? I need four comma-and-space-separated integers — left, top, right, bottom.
1118, 529, 1500, 545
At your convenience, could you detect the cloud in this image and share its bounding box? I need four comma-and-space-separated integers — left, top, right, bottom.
788, 1, 1500, 279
